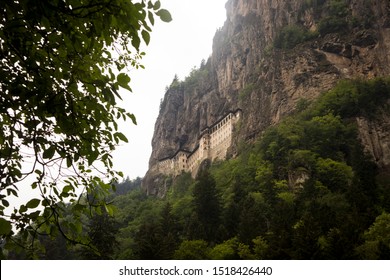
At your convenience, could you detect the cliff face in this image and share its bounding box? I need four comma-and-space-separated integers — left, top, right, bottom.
143, 0, 390, 195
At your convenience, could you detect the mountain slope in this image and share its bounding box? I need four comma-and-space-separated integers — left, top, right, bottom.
143, 0, 390, 195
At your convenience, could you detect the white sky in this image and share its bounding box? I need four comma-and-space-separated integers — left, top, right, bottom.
113, 0, 228, 179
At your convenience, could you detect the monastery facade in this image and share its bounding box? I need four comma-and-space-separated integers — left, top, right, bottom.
156, 109, 242, 177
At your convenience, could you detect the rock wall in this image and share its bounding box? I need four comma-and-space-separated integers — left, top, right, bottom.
356, 105, 390, 171
143, 0, 390, 195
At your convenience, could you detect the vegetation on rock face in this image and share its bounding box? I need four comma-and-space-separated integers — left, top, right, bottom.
318, 0, 351, 34
167, 60, 211, 92
274, 25, 318, 49
8, 77, 389, 259
276, 0, 376, 49
0, 0, 171, 257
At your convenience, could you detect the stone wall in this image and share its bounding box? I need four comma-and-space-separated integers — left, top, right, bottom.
155, 109, 241, 178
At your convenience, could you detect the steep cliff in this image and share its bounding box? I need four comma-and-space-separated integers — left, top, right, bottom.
143, 0, 390, 195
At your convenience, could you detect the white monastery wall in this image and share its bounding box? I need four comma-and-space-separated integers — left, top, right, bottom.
156, 109, 241, 177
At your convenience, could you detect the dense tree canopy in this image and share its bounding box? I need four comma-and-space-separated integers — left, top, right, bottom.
106, 77, 389, 260
0, 0, 171, 255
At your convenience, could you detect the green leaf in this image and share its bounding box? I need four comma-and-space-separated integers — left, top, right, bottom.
62, 185, 74, 194
26, 198, 41, 209
87, 149, 99, 165
132, 34, 141, 50
66, 157, 72, 168
156, 9, 172, 22
117, 73, 130, 84
6, 188, 18, 197
153, 1, 161, 10
19, 205, 28, 213
148, 11, 155, 26
43, 146, 55, 159
0, 218, 12, 235
141, 30, 151, 45
28, 210, 41, 220
1, 199, 9, 207
105, 204, 115, 216
128, 113, 137, 125
117, 73, 131, 91
114, 132, 128, 143
103, 87, 116, 105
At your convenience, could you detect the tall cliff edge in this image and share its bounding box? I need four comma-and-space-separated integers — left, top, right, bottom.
143, 0, 390, 195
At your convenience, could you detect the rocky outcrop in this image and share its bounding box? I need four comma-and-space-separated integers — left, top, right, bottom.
143, 0, 390, 195
356, 105, 390, 171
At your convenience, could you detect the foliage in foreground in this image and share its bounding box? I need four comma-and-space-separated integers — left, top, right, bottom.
0, 0, 171, 257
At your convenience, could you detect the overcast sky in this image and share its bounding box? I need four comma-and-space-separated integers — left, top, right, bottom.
112, 0, 228, 179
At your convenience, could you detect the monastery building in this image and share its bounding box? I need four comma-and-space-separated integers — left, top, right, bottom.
156, 109, 242, 177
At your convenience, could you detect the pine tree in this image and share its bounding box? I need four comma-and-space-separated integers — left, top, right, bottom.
191, 169, 221, 243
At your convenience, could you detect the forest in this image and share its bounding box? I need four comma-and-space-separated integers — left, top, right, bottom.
6, 77, 390, 260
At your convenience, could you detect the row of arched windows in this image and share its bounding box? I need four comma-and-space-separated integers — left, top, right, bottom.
157, 110, 241, 176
